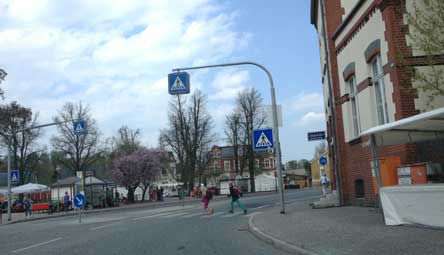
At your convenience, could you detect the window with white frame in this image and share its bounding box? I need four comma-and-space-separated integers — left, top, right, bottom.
371, 55, 389, 125
348, 75, 360, 137
264, 159, 271, 169
224, 161, 230, 171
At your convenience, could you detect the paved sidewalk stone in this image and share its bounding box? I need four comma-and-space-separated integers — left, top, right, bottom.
252, 201, 444, 255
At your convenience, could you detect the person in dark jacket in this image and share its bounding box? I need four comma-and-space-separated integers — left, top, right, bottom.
229, 183, 247, 214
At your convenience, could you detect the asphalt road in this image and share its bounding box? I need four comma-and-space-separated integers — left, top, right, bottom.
0, 189, 322, 255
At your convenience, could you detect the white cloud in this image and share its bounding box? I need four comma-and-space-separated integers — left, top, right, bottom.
209, 69, 249, 100
294, 112, 325, 127
0, 0, 250, 146
290, 92, 324, 111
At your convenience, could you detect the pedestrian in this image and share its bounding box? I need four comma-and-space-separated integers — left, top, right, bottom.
63, 192, 70, 212
156, 187, 161, 201
160, 187, 164, 201
229, 183, 247, 214
320, 173, 330, 197
24, 195, 33, 219
151, 187, 158, 202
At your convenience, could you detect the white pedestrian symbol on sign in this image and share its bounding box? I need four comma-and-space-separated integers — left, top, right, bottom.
256, 132, 272, 147
75, 123, 84, 133
11, 173, 18, 182
171, 77, 186, 91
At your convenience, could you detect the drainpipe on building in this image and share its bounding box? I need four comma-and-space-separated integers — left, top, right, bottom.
320, 0, 343, 205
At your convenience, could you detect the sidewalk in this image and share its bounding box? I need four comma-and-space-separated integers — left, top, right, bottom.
249, 201, 444, 255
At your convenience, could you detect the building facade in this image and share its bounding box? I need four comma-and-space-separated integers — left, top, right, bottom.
311, 0, 444, 205
206, 145, 276, 192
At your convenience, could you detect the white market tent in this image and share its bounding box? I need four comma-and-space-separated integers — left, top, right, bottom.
0, 189, 7, 195
360, 107, 444, 146
359, 107, 444, 227
11, 183, 49, 194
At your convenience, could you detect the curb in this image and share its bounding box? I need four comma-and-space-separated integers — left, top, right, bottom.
248, 212, 319, 255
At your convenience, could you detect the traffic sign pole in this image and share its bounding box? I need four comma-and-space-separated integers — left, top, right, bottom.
172, 61, 285, 214
7, 147, 11, 221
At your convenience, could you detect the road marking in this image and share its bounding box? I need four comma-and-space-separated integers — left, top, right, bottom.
251, 205, 270, 210
221, 212, 243, 218
90, 222, 120, 230
181, 212, 205, 218
12, 238, 62, 253
159, 212, 187, 218
131, 212, 176, 221
201, 212, 224, 218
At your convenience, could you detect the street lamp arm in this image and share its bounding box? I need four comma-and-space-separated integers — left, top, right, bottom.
15, 118, 81, 134
172, 61, 275, 89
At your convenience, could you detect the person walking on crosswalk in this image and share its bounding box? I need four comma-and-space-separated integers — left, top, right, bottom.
229, 183, 247, 214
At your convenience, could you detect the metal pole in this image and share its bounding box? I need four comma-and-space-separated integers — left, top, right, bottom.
370, 135, 383, 210
7, 145, 11, 221
320, 0, 342, 205
173, 61, 285, 213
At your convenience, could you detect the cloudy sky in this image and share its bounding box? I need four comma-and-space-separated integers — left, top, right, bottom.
0, 0, 325, 162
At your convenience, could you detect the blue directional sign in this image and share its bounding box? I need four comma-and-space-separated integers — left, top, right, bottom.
307, 131, 326, 141
319, 156, 328, 166
73, 120, 87, 135
10, 170, 19, 184
74, 193, 86, 208
253, 128, 274, 151
168, 72, 190, 95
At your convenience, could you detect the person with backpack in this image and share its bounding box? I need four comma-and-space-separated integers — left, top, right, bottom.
23, 195, 33, 219
229, 183, 247, 214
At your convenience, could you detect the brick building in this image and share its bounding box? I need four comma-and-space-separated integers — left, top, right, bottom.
311, 0, 444, 205
205, 145, 276, 191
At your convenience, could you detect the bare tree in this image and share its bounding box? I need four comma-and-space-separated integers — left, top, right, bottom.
314, 141, 328, 158
112, 125, 142, 156
160, 90, 214, 191
225, 112, 243, 174
0, 102, 41, 184
236, 88, 266, 192
51, 102, 100, 187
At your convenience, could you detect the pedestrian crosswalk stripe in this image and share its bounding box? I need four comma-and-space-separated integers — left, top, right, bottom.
201, 212, 224, 218
132, 212, 176, 221
181, 212, 205, 218
160, 212, 187, 218
221, 212, 243, 218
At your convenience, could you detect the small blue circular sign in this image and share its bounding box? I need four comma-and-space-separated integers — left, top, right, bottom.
319, 157, 328, 166
74, 193, 86, 208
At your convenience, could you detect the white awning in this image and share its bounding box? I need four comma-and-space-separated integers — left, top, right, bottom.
11, 183, 49, 194
360, 107, 444, 146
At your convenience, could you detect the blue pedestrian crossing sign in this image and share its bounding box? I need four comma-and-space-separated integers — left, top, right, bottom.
74, 193, 86, 208
168, 72, 190, 95
10, 170, 19, 184
73, 120, 87, 135
253, 128, 274, 151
